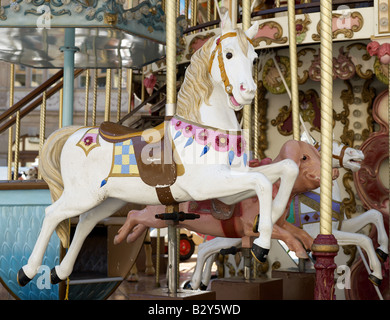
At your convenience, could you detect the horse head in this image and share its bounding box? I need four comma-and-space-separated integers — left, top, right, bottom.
273, 140, 323, 194
208, 13, 259, 111
332, 141, 364, 172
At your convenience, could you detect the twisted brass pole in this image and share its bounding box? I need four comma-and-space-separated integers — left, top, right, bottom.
319, 0, 333, 235
166, 0, 176, 115
165, 0, 178, 295
92, 70, 98, 126
105, 69, 112, 122
288, 0, 300, 141
117, 68, 122, 122
38, 91, 47, 180
253, 60, 259, 159
7, 64, 14, 180
84, 69, 90, 126
242, 0, 252, 154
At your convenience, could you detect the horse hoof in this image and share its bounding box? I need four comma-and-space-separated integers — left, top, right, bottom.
251, 243, 269, 263
376, 248, 389, 263
17, 268, 32, 287
199, 283, 208, 291
183, 280, 193, 290
50, 267, 63, 285
368, 274, 382, 287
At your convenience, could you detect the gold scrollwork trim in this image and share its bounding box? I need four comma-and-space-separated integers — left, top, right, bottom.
186, 32, 215, 60
312, 12, 364, 41
345, 42, 374, 79
252, 21, 287, 47
297, 48, 316, 85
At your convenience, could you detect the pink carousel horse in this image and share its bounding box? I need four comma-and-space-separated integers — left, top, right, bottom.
18, 14, 299, 286
113, 139, 326, 257
188, 141, 388, 290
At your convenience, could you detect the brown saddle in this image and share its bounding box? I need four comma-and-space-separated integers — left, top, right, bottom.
99, 121, 184, 205
188, 199, 239, 220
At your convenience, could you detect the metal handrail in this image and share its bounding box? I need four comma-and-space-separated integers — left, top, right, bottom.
0, 69, 64, 124
0, 69, 84, 135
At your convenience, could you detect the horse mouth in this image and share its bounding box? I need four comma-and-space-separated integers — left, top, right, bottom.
347, 159, 362, 171
229, 95, 244, 111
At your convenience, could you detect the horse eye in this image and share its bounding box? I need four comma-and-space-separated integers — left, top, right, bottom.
302, 155, 307, 161
226, 52, 233, 59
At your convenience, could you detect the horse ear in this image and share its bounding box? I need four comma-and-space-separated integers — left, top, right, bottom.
220, 12, 233, 34
245, 21, 259, 40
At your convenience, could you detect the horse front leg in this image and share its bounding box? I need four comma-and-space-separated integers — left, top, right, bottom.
251, 160, 299, 262
179, 169, 274, 263
51, 198, 126, 284
252, 159, 299, 224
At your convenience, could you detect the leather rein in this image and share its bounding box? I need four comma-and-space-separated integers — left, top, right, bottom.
208, 32, 254, 96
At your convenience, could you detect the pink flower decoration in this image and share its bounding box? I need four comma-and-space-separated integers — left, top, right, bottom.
195, 128, 213, 145
172, 118, 185, 130
233, 136, 245, 157
84, 136, 93, 146
183, 124, 195, 138
214, 134, 230, 152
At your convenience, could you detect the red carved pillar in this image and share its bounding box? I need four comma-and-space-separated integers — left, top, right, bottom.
312, 234, 339, 300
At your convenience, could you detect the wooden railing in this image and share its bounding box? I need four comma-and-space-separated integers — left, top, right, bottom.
183, 0, 374, 35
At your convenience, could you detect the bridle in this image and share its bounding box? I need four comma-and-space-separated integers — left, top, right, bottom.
315, 141, 348, 168
208, 32, 254, 96
332, 144, 348, 168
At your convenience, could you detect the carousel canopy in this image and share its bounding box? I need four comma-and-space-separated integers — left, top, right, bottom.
0, 0, 187, 69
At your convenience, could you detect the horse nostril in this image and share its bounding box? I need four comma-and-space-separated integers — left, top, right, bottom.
240, 84, 246, 91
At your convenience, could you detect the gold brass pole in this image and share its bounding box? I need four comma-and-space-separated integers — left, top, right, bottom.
84, 69, 90, 126
242, 0, 252, 154
117, 68, 122, 122
253, 60, 259, 159
92, 70, 98, 126
319, 0, 334, 235
13, 110, 20, 181
141, 68, 145, 102
105, 69, 112, 122
288, 0, 300, 141
166, 0, 178, 295
166, 0, 177, 115
127, 69, 133, 113
38, 91, 47, 180
7, 64, 14, 180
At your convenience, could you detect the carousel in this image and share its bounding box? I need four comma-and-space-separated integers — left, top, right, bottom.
0, 0, 388, 301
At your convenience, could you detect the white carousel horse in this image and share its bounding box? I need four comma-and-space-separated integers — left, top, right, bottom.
188, 141, 388, 290
18, 14, 300, 286
296, 141, 388, 287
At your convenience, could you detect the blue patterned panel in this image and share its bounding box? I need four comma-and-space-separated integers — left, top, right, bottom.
0, 205, 61, 300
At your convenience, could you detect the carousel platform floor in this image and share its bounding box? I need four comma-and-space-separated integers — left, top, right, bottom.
0, 255, 205, 300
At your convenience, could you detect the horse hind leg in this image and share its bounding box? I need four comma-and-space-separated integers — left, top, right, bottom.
51, 198, 126, 284
334, 230, 383, 286
341, 209, 388, 262
18, 195, 103, 287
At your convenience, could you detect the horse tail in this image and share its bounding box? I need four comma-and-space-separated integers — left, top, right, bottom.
40, 126, 81, 248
